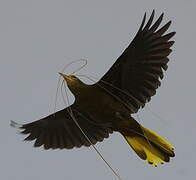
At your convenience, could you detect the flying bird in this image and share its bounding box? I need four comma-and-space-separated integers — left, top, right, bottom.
11, 10, 175, 167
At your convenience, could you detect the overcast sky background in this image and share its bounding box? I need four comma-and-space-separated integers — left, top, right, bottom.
0, 0, 195, 179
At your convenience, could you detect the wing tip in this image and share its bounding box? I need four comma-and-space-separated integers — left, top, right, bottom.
140, 10, 168, 32
139, 12, 147, 31
172, 31, 176, 35
152, 9, 155, 15
10, 120, 22, 129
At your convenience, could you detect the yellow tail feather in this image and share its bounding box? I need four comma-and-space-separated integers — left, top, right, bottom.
123, 126, 175, 167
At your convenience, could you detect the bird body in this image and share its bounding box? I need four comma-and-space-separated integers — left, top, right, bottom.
60, 73, 174, 166
75, 86, 130, 127
11, 10, 175, 167
62, 74, 131, 127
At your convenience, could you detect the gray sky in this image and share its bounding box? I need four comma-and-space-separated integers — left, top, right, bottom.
0, 0, 195, 179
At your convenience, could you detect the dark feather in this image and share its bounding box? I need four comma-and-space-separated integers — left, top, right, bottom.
99, 11, 175, 113
19, 105, 113, 149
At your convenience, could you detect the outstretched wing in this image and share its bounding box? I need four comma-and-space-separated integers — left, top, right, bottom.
12, 105, 113, 149
99, 10, 175, 113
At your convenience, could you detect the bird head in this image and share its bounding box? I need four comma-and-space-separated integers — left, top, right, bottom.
59, 73, 85, 96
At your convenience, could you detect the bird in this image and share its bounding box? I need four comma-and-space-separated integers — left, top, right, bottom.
11, 10, 175, 167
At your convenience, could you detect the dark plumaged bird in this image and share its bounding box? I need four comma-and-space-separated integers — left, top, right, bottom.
11, 10, 175, 167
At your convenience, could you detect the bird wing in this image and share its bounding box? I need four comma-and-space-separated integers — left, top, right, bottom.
13, 105, 113, 149
99, 10, 175, 113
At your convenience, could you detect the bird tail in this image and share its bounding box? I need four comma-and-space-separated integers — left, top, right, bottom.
121, 123, 175, 166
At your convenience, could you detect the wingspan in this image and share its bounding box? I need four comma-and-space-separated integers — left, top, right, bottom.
99, 10, 175, 113
12, 105, 113, 149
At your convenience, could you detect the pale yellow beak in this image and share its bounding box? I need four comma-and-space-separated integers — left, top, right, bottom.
58, 72, 72, 81
58, 72, 66, 77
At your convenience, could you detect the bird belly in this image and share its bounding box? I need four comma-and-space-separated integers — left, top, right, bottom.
75, 88, 130, 127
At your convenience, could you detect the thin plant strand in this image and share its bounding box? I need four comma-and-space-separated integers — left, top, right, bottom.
88, 73, 169, 128
53, 59, 87, 115
75, 74, 173, 152
53, 77, 62, 116
60, 79, 123, 180
62, 59, 87, 75
55, 60, 168, 176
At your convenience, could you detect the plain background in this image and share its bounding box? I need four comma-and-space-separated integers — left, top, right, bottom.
0, 0, 195, 179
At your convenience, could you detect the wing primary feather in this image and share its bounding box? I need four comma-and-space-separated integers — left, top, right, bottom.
138, 12, 146, 32
34, 132, 44, 147
147, 49, 172, 58
162, 32, 176, 41
143, 10, 155, 31
162, 64, 168, 71
21, 128, 30, 134
149, 13, 164, 33
24, 127, 39, 141
43, 130, 51, 150
148, 41, 174, 51
58, 135, 65, 149
147, 57, 169, 64
63, 131, 74, 149
156, 21, 172, 35
62, 121, 75, 148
